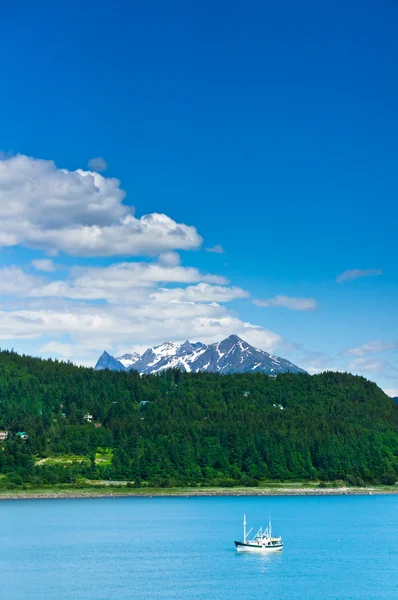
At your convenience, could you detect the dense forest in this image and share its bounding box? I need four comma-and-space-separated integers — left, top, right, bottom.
0, 349, 397, 488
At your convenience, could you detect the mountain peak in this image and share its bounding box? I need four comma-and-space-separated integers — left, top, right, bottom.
94, 351, 125, 372
224, 334, 243, 343
116, 352, 141, 369
95, 335, 306, 376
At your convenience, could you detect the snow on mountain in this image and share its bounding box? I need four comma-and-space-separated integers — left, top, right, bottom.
117, 353, 141, 369
94, 335, 306, 376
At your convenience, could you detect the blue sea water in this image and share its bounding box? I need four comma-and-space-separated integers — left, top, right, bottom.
1, 495, 397, 599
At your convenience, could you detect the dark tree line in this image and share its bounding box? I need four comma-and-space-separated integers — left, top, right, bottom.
0, 349, 397, 487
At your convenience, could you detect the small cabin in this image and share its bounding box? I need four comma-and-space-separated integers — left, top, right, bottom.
243, 391, 250, 397
84, 414, 93, 422
272, 403, 284, 410
0, 430, 8, 441
140, 400, 151, 408
93, 423, 102, 428
16, 432, 28, 440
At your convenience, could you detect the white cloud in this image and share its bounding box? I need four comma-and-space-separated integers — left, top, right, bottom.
40, 341, 76, 357
65, 262, 228, 301
253, 295, 317, 311
0, 153, 291, 367
158, 252, 181, 267
0, 266, 44, 296
383, 388, 398, 398
0, 154, 202, 257
305, 367, 326, 375
336, 268, 382, 283
114, 343, 149, 358
206, 244, 225, 254
87, 157, 108, 172
0, 259, 233, 301
0, 302, 282, 357
343, 340, 397, 357
346, 358, 387, 374
150, 283, 249, 304
32, 258, 56, 272
0, 259, 281, 361
0, 261, 230, 303
240, 327, 282, 352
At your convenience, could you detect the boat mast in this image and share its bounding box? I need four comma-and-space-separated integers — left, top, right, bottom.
243, 514, 247, 543
269, 514, 272, 538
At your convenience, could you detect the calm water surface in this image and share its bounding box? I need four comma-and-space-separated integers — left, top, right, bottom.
1, 495, 397, 599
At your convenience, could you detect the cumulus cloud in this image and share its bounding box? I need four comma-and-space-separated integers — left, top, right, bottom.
0, 266, 44, 296
346, 357, 387, 374
0, 153, 289, 366
206, 244, 225, 254
0, 154, 202, 257
0, 259, 281, 362
253, 295, 317, 311
343, 340, 397, 357
87, 157, 108, 172
66, 262, 228, 300
0, 301, 282, 357
158, 252, 181, 267
150, 283, 248, 304
32, 258, 56, 272
0, 261, 230, 303
336, 268, 382, 283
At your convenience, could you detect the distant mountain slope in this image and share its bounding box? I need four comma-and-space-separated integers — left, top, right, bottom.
94, 334, 306, 375
94, 351, 126, 372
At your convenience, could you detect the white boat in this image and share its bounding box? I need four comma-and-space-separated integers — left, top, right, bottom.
234, 514, 283, 552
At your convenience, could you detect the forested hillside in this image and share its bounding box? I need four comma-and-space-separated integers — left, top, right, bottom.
0, 349, 397, 488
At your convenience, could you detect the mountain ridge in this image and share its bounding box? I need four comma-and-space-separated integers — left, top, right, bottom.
94, 334, 306, 375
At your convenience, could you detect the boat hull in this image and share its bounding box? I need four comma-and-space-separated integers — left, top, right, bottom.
234, 541, 283, 553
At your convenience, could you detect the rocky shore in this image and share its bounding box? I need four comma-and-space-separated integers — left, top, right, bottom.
0, 486, 397, 500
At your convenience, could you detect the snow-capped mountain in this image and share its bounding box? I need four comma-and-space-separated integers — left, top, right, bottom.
116, 353, 141, 369
94, 335, 306, 375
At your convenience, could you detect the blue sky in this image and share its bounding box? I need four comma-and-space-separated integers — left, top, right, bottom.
1, 0, 397, 393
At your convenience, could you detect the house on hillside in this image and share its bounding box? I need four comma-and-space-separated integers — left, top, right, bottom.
84, 414, 93, 422
0, 430, 8, 441
16, 432, 28, 440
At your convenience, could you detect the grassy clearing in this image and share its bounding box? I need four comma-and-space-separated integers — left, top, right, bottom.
35, 449, 113, 467
35, 455, 86, 466
94, 449, 113, 465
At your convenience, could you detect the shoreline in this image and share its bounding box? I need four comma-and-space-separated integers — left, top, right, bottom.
0, 486, 397, 500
